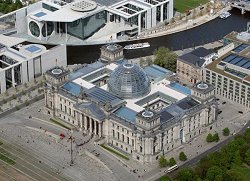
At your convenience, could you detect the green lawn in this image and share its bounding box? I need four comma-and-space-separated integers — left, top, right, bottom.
174, 0, 208, 13
231, 165, 250, 181
100, 144, 129, 160
0, 153, 15, 165
50, 118, 71, 130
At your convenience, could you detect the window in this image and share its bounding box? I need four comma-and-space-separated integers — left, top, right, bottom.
118, 132, 120, 140
112, 130, 115, 137
122, 134, 124, 142
29, 21, 40, 37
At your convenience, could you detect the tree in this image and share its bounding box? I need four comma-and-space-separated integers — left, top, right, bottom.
169, 157, 176, 166
154, 47, 177, 72
206, 166, 224, 181
213, 133, 219, 142
159, 175, 171, 181
227, 169, 244, 181
232, 150, 242, 166
177, 168, 196, 181
159, 155, 168, 168
206, 133, 214, 142
179, 152, 187, 161
223, 128, 230, 136
245, 148, 250, 165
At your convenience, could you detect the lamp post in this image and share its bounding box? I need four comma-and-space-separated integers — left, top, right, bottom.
68, 129, 74, 166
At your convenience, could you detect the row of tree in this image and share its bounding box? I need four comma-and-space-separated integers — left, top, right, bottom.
160, 128, 250, 181
0, 0, 23, 14
159, 152, 187, 168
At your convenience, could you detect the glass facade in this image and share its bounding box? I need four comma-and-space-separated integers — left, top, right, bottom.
67, 11, 107, 40
42, 22, 54, 37
108, 63, 151, 99
29, 21, 40, 37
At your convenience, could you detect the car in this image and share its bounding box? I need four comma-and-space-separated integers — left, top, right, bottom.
216, 98, 220, 101
218, 110, 222, 114
59, 133, 65, 139
222, 102, 226, 105
238, 111, 243, 114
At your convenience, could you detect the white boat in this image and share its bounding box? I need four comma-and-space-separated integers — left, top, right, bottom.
219, 11, 231, 19
124, 42, 150, 50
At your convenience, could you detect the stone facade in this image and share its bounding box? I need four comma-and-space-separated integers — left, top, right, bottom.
44, 65, 217, 163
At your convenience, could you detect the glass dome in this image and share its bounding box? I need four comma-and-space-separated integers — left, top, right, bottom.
108, 63, 151, 99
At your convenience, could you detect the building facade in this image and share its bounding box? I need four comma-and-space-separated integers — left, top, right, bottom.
1, 0, 173, 44
0, 34, 66, 93
205, 31, 250, 108
177, 47, 215, 85
44, 61, 217, 163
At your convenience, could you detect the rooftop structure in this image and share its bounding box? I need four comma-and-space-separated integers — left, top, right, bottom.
205, 30, 250, 108
107, 63, 151, 99
45, 59, 217, 163
0, 34, 66, 93
0, 0, 173, 44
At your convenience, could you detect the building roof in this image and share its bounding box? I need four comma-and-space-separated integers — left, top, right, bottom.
95, 0, 123, 6
113, 106, 137, 123
144, 64, 173, 82
0, 34, 26, 47
179, 47, 213, 67
160, 97, 200, 124
108, 63, 151, 99
75, 102, 106, 120
85, 86, 124, 107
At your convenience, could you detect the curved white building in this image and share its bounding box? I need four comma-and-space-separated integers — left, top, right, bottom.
1, 0, 173, 44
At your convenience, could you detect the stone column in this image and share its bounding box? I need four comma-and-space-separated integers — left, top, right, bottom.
160, 4, 164, 22
11, 67, 15, 87
89, 117, 92, 134
98, 122, 102, 137
94, 121, 98, 135
79, 113, 83, 129
84, 116, 87, 130
138, 14, 141, 34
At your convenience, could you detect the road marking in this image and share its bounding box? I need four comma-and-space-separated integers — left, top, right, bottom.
0, 167, 17, 181
0, 159, 35, 181
0, 143, 61, 181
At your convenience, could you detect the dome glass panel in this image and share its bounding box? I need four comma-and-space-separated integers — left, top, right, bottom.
108, 63, 151, 99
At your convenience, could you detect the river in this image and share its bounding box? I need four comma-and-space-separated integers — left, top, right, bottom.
67, 8, 250, 64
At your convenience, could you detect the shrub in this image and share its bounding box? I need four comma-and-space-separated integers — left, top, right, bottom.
213, 133, 219, 142
223, 128, 230, 136
206, 133, 214, 142
169, 157, 176, 166
159, 155, 168, 168
179, 151, 187, 161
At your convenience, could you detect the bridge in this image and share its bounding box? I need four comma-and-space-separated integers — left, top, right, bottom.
230, 0, 250, 14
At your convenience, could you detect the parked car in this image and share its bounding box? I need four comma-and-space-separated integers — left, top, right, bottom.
238, 111, 243, 114
222, 101, 226, 105
59, 133, 65, 139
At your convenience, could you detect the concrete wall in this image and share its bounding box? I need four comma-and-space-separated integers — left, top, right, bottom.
40, 44, 67, 73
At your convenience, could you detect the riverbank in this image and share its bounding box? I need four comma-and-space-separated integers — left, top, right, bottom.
139, 5, 231, 39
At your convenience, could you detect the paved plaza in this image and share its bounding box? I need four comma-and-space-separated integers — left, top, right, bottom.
0, 97, 249, 181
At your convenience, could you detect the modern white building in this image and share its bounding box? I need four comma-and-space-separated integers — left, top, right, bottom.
44, 58, 217, 163
204, 31, 250, 108
0, 34, 67, 93
0, 0, 173, 44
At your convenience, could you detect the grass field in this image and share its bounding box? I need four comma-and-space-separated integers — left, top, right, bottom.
101, 144, 129, 160
0, 153, 15, 165
174, 0, 208, 13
